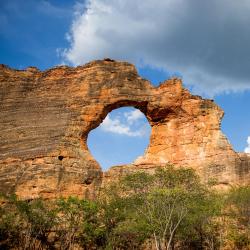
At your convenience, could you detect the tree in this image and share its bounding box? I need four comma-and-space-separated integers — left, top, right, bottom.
0, 194, 57, 249
102, 165, 220, 250
56, 196, 105, 249
225, 186, 250, 249
226, 186, 250, 227
0, 166, 232, 249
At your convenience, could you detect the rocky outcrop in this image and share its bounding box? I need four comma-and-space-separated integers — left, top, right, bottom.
0, 59, 249, 199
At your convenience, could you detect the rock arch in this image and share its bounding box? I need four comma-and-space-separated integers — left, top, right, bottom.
0, 60, 249, 199
86, 106, 151, 169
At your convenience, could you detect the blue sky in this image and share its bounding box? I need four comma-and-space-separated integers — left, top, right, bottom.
0, 0, 250, 170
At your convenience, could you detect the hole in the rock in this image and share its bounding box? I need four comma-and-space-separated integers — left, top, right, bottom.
87, 107, 151, 170
84, 177, 93, 185
58, 155, 64, 161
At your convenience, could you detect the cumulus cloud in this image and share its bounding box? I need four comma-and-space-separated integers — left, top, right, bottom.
100, 110, 149, 136
61, 0, 250, 96
124, 109, 144, 124
244, 136, 250, 153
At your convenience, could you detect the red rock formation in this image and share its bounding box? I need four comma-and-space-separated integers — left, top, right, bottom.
0, 59, 249, 199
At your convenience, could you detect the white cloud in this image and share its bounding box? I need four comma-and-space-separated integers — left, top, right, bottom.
244, 136, 250, 153
61, 0, 250, 96
100, 110, 149, 137
125, 109, 144, 124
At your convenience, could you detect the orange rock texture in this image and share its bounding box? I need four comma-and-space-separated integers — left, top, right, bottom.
0, 59, 249, 199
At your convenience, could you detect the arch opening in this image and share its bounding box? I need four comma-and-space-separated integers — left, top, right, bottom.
87, 107, 151, 170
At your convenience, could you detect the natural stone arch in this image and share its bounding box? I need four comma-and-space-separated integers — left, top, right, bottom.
82, 101, 149, 148
86, 105, 151, 169
81, 100, 150, 146
0, 60, 249, 200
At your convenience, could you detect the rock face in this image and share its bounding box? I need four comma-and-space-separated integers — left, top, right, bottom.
0, 59, 249, 199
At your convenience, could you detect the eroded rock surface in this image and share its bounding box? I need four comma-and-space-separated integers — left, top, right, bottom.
0, 59, 249, 199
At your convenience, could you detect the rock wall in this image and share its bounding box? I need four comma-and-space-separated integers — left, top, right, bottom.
0, 59, 249, 199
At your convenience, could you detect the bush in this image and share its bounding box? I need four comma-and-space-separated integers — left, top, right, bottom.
225, 186, 250, 249
0, 166, 249, 250
101, 165, 223, 250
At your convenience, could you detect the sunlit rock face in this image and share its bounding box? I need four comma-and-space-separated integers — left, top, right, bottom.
0, 59, 249, 199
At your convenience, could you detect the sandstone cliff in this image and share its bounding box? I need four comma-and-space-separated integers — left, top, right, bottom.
0, 59, 249, 199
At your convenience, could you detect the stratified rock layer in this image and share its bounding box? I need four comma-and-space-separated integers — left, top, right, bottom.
0, 59, 249, 199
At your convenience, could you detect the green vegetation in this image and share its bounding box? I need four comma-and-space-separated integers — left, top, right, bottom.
0, 166, 249, 249
225, 186, 250, 250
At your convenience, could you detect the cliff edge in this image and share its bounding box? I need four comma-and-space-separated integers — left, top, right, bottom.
0, 59, 249, 199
